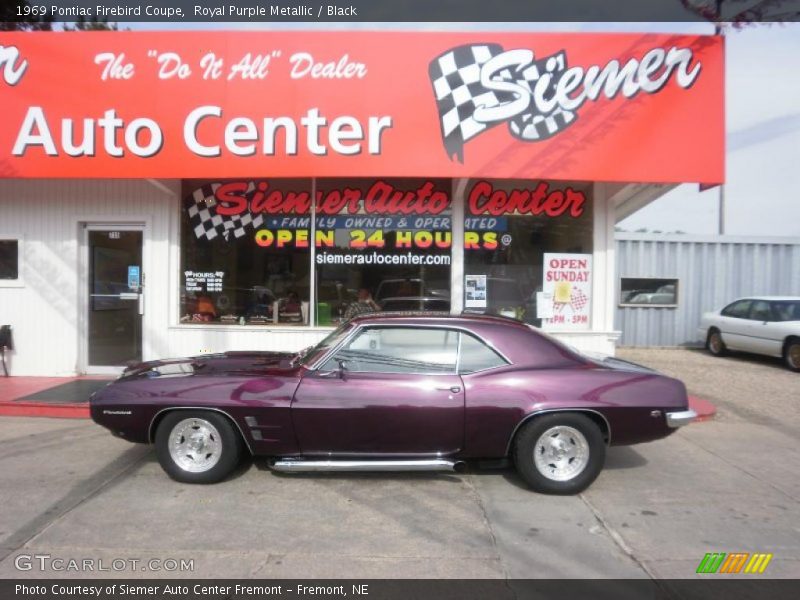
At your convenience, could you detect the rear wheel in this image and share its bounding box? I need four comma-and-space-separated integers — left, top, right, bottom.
785, 339, 800, 372
513, 413, 605, 495
706, 328, 727, 357
155, 411, 242, 483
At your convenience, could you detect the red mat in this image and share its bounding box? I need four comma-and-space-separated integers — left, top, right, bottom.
0, 376, 98, 419
688, 395, 717, 422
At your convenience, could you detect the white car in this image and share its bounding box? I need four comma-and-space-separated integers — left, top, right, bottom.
698, 296, 800, 371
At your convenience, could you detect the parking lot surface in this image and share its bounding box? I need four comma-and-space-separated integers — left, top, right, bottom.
0, 348, 798, 579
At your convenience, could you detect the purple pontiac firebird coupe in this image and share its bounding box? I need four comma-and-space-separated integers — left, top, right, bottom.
91, 313, 696, 494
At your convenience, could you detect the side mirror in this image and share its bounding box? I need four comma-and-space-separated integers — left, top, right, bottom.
317, 359, 348, 379
336, 358, 348, 380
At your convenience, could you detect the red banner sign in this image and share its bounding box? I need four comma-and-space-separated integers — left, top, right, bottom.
0, 31, 723, 183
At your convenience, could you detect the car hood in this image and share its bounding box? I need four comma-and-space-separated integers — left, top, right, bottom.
119, 350, 300, 380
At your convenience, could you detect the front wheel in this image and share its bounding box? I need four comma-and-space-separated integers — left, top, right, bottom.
513, 413, 605, 495
785, 339, 800, 372
155, 411, 243, 484
706, 329, 727, 357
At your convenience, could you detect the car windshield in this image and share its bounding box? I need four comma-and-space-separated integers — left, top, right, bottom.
297, 322, 354, 366
772, 301, 800, 322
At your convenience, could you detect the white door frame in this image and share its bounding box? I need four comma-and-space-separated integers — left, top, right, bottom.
79, 222, 147, 375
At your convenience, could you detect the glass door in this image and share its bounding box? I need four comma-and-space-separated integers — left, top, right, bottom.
87, 228, 143, 369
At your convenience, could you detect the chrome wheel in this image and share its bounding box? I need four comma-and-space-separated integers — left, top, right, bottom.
533, 426, 590, 482
709, 332, 723, 354
168, 418, 223, 473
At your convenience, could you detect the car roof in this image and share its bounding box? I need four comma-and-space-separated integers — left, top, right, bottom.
731, 296, 800, 302
347, 311, 532, 330
343, 312, 586, 369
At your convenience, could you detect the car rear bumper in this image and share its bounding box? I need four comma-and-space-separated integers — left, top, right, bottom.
666, 409, 697, 428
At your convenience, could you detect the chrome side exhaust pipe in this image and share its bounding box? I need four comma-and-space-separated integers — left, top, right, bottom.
270, 458, 465, 473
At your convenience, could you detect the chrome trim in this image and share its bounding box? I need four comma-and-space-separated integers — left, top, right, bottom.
504, 408, 613, 455
665, 409, 697, 428
455, 329, 464, 374
148, 407, 254, 455
308, 323, 513, 374
269, 458, 462, 473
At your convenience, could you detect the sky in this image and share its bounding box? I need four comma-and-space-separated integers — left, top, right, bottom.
121, 20, 800, 237
619, 22, 800, 237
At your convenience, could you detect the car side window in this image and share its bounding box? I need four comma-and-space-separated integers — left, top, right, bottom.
749, 300, 772, 322
458, 334, 508, 373
773, 301, 800, 322
721, 300, 752, 319
322, 327, 458, 374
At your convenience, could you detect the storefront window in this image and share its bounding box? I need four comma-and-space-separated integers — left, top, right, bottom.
180, 179, 311, 325
180, 178, 452, 327
179, 177, 591, 330
0, 240, 19, 280
620, 278, 678, 306
463, 179, 593, 330
314, 178, 452, 325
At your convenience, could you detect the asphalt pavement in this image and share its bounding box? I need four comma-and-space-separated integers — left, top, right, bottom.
0, 348, 798, 579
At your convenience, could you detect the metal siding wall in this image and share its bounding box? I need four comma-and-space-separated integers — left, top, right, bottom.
615, 235, 800, 347
0, 179, 175, 375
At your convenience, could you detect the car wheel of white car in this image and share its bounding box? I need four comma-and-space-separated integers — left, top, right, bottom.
155, 411, 243, 484
513, 413, 606, 495
785, 339, 800, 372
706, 329, 727, 357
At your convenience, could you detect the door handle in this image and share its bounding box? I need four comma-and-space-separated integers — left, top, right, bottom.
436, 386, 461, 393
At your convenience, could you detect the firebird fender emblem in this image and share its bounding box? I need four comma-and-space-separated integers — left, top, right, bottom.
102, 410, 132, 415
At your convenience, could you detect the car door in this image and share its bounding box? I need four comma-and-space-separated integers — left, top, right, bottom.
292, 326, 464, 455
744, 300, 784, 357
718, 299, 753, 350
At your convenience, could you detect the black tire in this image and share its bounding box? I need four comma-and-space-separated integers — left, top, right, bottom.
784, 339, 800, 372
706, 328, 727, 357
513, 413, 605, 495
155, 410, 243, 484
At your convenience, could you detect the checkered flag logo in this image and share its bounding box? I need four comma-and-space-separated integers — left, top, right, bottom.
428, 44, 577, 162
570, 288, 589, 312
185, 182, 264, 241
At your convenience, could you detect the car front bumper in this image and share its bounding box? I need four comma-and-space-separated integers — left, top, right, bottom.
666, 409, 698, 428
